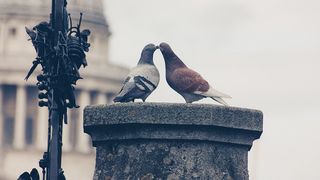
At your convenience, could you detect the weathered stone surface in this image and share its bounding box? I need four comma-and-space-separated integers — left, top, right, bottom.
95, 141, 249, 180
84, 103, 263, 180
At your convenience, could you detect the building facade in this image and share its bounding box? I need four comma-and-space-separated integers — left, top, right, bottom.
0, 0, 128, 179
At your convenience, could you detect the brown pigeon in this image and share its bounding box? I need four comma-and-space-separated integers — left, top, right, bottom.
159, 42, 231, 105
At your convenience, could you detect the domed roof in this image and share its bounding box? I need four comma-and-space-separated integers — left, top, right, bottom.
0, 0, 128, 92
0, 0, 107, 28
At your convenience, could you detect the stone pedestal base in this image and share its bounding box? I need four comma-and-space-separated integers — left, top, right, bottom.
84, 103, 263, 180
96, 141, 249, 180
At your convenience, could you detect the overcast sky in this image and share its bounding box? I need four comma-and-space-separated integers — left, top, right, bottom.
103, 0, 320, 179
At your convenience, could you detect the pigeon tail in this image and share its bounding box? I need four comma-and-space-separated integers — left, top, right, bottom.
198, 86, 231, 99
113, 95, 127, 103
211, 97, 229, 106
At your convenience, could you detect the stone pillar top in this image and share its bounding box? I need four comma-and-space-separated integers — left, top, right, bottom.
84, 103, 263, 149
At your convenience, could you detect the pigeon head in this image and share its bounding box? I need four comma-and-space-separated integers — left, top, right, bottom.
159, 42, 186, 69
143, 43, 158, 52
159, 42, 173, 56
138, 43, 158, 65
159, 42, 179, 61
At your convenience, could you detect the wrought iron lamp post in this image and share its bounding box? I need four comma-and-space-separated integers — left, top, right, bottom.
20, 0, 91, 179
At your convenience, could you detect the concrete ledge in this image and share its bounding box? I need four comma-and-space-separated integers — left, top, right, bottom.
84, 103, 262, 147
84, 103, 263, 180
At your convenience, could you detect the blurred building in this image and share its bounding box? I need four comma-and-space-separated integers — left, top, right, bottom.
0, 0, 128, 179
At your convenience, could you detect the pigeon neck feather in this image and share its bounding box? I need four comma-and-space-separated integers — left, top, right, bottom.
163, 52, 186, 71
138, 50, 154, 65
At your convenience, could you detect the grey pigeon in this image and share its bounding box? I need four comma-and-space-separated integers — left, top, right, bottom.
113, 44, 159, 102
159, 42, 231, 105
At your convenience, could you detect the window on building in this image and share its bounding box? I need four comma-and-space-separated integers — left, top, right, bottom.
3, 85, 16, 118
2, 85, 16, 147
25, 117, 34, 145
69, 108, 79, 148
69, 90, 80, 149
90, 91, 99, 105
3, 117, 14, 146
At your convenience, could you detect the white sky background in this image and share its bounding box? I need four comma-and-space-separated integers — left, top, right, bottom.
103, 0, 320, 179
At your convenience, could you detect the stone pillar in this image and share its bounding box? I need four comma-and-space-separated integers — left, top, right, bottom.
76, 90, 91, 153
84, 103, 263, 180
0, 23, 5, 54
97, 92, 107, 105
36, 107, 48, 150
13, 85, 27, 149
62, 110, 72, 151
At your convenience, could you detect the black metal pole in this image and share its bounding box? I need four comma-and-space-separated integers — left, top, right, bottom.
48, 95, 63, 180
48, 0, 66, 179
52, 0, 66, 44
22, 0, 91, 178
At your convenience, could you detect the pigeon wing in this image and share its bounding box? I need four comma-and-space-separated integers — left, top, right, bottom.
168, 68, 210, 93
113, 75, 154, 102
116, 76, 131, 94
169, 68, 231, 98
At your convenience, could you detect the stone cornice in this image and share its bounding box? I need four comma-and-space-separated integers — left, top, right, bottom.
84, 103, 263, 148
